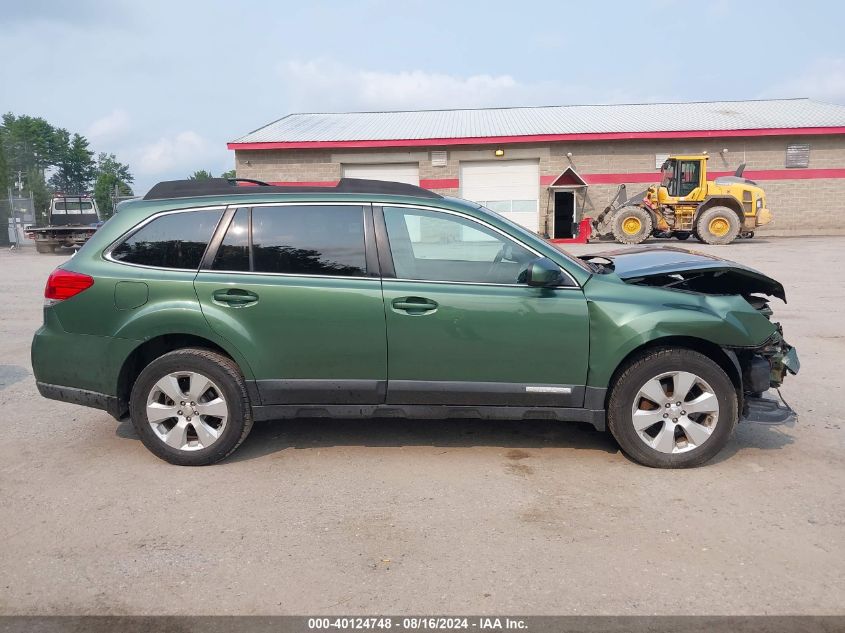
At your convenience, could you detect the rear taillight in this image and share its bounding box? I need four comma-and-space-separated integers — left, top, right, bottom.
44, 269, 94, 301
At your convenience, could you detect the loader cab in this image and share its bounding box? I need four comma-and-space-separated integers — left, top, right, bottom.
659, 156, 707, 199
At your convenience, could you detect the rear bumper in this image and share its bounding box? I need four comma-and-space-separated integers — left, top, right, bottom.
31, 307, 137, 415
36, 381, 124, 419
34, 235, 93, 246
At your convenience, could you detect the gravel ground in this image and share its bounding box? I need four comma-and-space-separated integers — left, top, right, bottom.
0, 236, 842, 616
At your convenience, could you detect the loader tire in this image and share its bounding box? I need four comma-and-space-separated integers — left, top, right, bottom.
696, 207, 740, 245
611, 206, 653, 245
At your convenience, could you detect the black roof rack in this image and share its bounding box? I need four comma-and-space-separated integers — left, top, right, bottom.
143, 178, 442, 201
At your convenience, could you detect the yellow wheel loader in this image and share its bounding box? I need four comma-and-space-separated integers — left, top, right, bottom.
593, 155, 773, 245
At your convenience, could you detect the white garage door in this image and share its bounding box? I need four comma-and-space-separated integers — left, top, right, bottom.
342, 163, 420, 185
460, 160, 540, 232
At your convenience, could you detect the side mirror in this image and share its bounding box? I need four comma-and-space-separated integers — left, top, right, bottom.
523, 257, 566, 287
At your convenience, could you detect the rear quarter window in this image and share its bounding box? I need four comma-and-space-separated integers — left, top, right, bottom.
110, 209, 223, 269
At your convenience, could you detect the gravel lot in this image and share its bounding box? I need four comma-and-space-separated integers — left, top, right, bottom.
0, 236, 843, 616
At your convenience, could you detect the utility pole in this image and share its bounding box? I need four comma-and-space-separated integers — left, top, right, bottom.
8, 186, 19, 249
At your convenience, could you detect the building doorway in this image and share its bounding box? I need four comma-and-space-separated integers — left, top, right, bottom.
553, 191, 576, 238
547, 166, 588, 239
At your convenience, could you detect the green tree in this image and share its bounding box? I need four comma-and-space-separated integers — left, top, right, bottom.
1, 113, 61, 172
220, 169, 236, 179
93, 153, 134, 219
49, 132, 96, 193
188, 169, 214, 180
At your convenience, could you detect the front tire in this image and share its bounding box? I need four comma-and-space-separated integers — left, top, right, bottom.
129, 348, 253, 466
607, 348, 737, 468
611, 206, 653, 244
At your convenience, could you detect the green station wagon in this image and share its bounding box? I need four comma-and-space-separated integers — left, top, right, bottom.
32, 178, 799, 467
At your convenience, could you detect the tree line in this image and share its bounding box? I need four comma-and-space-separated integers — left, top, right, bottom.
0, 113, 133, 220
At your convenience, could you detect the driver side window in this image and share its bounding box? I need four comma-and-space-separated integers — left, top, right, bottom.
383, 206, 534, 284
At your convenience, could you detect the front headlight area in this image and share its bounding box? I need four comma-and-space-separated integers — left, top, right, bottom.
734, 327, 799, 395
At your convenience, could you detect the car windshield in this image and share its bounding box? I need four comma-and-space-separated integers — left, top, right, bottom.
474, 202, 593, 273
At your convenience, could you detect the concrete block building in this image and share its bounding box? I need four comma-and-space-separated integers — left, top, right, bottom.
228, 99, 845, 237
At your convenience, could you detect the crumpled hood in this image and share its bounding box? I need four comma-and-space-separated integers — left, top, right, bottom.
581, 246, 786, 302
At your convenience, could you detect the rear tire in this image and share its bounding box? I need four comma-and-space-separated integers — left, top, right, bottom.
607, 348, 737, 468
129, 348, 253, 466
611, 206, 653, 245
695, 207, 741, 245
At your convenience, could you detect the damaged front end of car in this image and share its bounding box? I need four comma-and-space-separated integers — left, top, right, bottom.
730, 326, 800, 424
582, 246, 800, 424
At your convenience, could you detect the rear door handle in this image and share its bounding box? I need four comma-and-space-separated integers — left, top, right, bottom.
212, 288, 259, 307
391, 296, 438, 314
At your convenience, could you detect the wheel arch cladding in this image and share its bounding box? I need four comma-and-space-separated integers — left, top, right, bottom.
115, 333, 256, 416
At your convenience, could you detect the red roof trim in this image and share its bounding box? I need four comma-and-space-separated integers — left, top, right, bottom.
228, 126, 845, 151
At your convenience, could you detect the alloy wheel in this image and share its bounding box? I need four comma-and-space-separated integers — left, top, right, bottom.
630, 371, 720, 454
145, 371, 229, 451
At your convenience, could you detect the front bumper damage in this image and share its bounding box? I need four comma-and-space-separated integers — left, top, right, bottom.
744, 396, 795, 425
735, 328, 800, 425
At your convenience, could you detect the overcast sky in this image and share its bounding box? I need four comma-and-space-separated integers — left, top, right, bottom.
3, 0, 844, 194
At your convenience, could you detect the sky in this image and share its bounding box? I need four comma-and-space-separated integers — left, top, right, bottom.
2, 0, 845, 194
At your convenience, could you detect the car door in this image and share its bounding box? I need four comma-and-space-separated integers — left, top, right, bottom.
377, 204, 590, 408
194, 203, 387, 405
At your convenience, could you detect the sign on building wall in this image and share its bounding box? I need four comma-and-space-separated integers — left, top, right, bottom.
785, 144, 810, 168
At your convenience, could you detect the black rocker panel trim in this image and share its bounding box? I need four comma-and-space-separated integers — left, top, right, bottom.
251, 403, 606, 431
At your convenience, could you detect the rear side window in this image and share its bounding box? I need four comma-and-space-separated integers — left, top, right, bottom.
111, 209, 223, 269
210, 205, 367, 277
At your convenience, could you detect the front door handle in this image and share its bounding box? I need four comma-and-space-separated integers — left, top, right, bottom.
391, 296, 438, 314
212, 288, 259, 307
